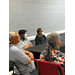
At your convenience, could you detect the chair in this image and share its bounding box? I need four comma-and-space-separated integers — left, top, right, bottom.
9, 61, 14, 71
34, 59, 65, 75
9, 61, 22, 75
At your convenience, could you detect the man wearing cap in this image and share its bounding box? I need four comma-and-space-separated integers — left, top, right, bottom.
18, 29, 33, 49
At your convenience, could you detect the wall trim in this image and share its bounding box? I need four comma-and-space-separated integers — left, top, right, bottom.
27, 30, 65, 40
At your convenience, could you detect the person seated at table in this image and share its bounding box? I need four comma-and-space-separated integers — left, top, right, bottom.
9, 31, 37, 75
35, 28, 46, 46
40, 33, 65, 68
18, 29, 33, 49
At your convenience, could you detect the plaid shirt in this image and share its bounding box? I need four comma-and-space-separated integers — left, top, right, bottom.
40, 50, 65, 65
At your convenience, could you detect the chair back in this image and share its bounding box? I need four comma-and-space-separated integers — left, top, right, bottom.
34, 59, 65, 75
9, 61, 22, 75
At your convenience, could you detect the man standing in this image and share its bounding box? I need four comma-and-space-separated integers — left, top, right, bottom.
35, 28, 46, 45
18, 30, 33, 49
9, 31, 37, 75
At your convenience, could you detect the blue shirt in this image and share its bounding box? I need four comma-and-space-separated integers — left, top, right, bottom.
9, 44, 33, 75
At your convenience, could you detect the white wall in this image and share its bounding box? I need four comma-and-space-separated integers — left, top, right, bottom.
9, 0, 65, 36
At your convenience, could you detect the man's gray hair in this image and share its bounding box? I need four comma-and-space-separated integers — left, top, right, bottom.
9, 31, 16, 41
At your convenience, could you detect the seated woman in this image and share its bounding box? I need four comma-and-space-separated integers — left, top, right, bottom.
40, 33, 65, 68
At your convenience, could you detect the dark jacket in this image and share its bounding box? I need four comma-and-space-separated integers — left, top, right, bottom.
35, 35, 46, 45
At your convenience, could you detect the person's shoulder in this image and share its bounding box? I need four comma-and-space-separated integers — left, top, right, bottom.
25, 38, 31, 42
43, 35, 46, 37
43, 35, 46, 39
9, 44, 15, 48
9, 44, 19, 51
9, 45, 20, 54
23, 38, 28, 41
35, 35, 38, 39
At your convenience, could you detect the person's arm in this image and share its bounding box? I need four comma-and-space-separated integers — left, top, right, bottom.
35, 38, 40, 45
27, 39, 33, 47
23, 39, 33, 49
29, 44, 33, 47
24, 50, 34, 60
23, 44, 31, 49
15, 50, 32, 65
26, 55, 33, 64
24, 50, 31, 55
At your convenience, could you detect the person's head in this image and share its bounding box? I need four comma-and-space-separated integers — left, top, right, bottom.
46, 33, 61, 50
47, 33, 61, 47
37, 28, 44, 35
18, 30, 27, 39
9, 31, 20, 45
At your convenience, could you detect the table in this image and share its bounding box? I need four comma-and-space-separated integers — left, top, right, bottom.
26, 43, 65, 59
